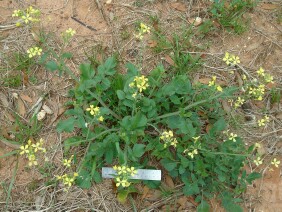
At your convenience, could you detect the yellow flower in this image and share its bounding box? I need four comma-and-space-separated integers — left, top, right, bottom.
133, 75, 149, 93
258, 115, 270, 127
63, 159, 71, 167
12, 10, 21, 17
234, 97, 244, 108
117, 166, 127, 175
27, 47, 42, 58
242, 74, 247, 80
257, 119, 265, 127
28, 154, 38, 166
160, 130, 173, 140
231, 55, 240, 65
56, 175, 62, 180
271, 158, 280, 168
66, 28, 76, 36
223, 52, 231, 65
125, 181, 131, 187
63, 156, 73, 167
216, 85, 223, 92
22, 14, 33, 23
140, 23, 151, 34
64, 176, 75, 187
127, 167, 137, 176
188, 149, 198, 159
170, 138, 178, 147
32, 142, 41, 152
254, 143, 261, 149
86, 105, 100, 116
121, 179, 128, 187
20, 145, 29, 155
192, 136, 200, 142
27, 6, 40, 15
132, 92, 137, 98
129, 82, 135, 88
228, 133, 237, 142
256, 67, 265, 76
116, 177, 122, 187
135, 32, 144, 40
113, 165, 118, 170
208, 80, 215, 86
264, 74, 273, 83
257, 96, 263, 101
98, 116, 104, 122
188, 152, 194, 158
264, 115, 270, 123
254, 157, 263, 166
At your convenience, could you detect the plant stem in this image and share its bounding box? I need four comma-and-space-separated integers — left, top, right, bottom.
86, 89, 121, 120
129, 194, 137, 212
147, 123, 161, 133
67, 128, 119, 147
5, 157, 19, 210
149, 91, 234, 122
200, 148, 250, 157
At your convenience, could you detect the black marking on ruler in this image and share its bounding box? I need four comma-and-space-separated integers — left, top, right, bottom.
71, 16, 97, 31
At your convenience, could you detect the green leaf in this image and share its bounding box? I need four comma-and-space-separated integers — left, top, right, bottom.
133, 144, 146, 158
218, 173, 226, 182
80, 63, 94, 81
246, 172, 261, 184
0, 150, 18, 159
76, 169, 91, 189
105, 147, 114, 164
117, 90, 125, 100
116, 142, 125, 164
39, 52, 48, 64
45, 60, 58, 71
143, 180, 161, 189
126, 63, 138, 77
183, 183, 200, 196
210, 117, 226, 133
132, 112, 147, 129
161, 75, 192, 96
197, 200, 210, 212
62, 52, 73, 59
93, 171, 102, 183
149, 65, 165, 80
56, 117, 76, 133
64, 136, 83, 152
179, 165, 186, 174
98, 57, 116, 76
170, 95, 181, 104
221, 193, 243, 212
117, 190, 129, 203
166, 116, 196, 135
160, 158, 178, 171
222, 200, 243, 212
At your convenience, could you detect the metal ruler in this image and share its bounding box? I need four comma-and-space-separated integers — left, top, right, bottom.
102, 167, 161, 181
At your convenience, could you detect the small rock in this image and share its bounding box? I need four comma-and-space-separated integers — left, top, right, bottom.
43, 104, 53, 114
37, 110, 47, 121
188, 17, 203, 26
